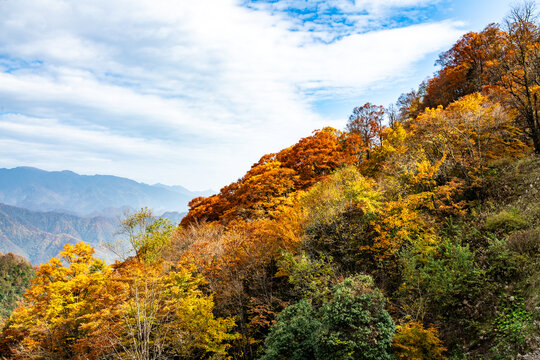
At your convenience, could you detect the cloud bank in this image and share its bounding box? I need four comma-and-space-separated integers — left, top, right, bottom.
0, 0, 465, 189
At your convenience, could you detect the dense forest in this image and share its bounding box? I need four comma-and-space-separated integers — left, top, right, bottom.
1, 3, 539, 360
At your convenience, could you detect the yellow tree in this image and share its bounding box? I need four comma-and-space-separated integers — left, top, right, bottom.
413, 92, 526, 184
393, 321, 447, 360
0, 243, 108, 359
1, 212, 238, 360
90, 210, 236, 360
113, 207, 175, 264
82, 259, 237, 360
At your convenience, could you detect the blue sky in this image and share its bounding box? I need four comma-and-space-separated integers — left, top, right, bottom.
0, 0, 517, 190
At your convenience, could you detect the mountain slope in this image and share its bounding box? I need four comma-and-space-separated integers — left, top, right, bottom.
0, 203, 119, 264
0, 167, 212, 216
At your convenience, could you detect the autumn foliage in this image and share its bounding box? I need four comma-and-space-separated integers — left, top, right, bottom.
393, 322, 446, 360
2, 5, 539, 360
181, 127, 365, 226
0, 235, 236, 360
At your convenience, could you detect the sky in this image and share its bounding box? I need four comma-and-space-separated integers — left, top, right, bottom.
0, 0, 516, 191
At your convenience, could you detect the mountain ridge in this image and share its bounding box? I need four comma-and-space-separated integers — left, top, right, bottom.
0, 202, 118, 264
0, 167, 213, 216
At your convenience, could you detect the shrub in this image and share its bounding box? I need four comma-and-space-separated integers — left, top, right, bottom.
399, 239, 486, 322
485, 209, 528, 234
490, 298, 535, 358
507, 227, 540, 256
392, 321, 447, 360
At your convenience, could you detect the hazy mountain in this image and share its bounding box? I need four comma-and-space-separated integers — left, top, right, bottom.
0, 203, 187, 265
0, 203, 120, 264
0, 167, 213, 216
160, 211, 187, 224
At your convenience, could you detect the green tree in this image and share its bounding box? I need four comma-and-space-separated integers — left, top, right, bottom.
114, 208, 175, 264
0, 253, 35, 320
259, 300, 321, 360
316, 276, 395, 360
260, 275, 395, 360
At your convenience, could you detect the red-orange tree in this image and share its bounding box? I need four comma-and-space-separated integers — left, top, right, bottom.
346, 103, 386, 160
181, 127, 362, 226
423, 24, 504, 109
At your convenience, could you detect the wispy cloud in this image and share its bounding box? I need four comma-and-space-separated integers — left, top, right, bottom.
243, 0, 441, 39
0, 0, 467, 189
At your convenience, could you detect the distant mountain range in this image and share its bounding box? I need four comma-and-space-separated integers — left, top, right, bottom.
0, 203, 187, 265
0, 203, 119, 264
0, 167, 212, 216
0, 167, 205, 264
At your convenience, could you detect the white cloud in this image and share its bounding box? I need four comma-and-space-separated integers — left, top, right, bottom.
0, 0, 465, 189
0, 113, 172, 156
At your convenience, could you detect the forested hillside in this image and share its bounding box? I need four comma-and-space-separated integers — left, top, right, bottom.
0, 4, 539, 360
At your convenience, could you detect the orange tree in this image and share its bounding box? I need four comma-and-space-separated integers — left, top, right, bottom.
181, 127, 362, 226
423, 24, 504, 109
494, 3, 540, 153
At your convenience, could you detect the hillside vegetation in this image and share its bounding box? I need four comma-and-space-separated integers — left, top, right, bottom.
0, 253, 35, 320
1, 4, 539, 360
